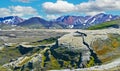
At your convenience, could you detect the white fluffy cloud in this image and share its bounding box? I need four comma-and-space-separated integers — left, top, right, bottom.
0, 6, 38, 18
42, 0, 76, 14
10, 6, 38, 16
0, 8, 11, 17
76, 0, 120, 15
42, 0, 120, 15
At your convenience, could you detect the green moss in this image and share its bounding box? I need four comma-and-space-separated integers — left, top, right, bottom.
40, 48, 49, 68
47, 55, 61, 70
63, 61, 71, 68
87, 56, 95, 67
41, 54, 46, 68
18, 57, 32, 66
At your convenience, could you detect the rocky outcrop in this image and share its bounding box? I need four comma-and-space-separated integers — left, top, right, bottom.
17, 45, 34, 55
49, 29, 120, 71
57, 31, 102, 68
3, 53, 42, 71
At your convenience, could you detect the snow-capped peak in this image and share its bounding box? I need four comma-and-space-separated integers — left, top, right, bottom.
0, 16, 24, 25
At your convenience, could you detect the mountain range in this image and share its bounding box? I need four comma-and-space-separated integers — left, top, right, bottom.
0, 13, 120, 29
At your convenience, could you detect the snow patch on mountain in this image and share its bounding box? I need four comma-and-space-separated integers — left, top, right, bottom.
0, 16, 24, 25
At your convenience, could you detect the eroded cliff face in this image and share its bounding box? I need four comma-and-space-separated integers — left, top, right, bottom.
0, 29, 120, 71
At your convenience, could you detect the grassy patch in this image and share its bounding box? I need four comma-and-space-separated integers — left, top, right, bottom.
0, 66, 11, 71
87, 56, 95, 67
47, 54, 61, 70
28, 37, 58, 46
0, 47, 22, 65
87, 19, 120, 30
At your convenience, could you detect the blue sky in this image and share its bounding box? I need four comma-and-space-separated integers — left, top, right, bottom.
0, 0, 120, 19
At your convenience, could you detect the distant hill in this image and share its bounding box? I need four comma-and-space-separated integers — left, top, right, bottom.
17, 17, 50, 29
87, 19, 120, 30
17, 17, 65, 29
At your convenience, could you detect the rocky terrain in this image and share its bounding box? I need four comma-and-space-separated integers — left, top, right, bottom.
0, 29, 120, 71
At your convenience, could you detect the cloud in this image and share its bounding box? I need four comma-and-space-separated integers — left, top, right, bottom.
42, 0, 120, 15
10, 6, 38, 17
46, 15, 60, 20
0, 8, 11, 17
76, 0, 120, 15
0, 6, 38, 18
11, 0, 36, 3
42, 0, 76, 14
86, 11, 105, 16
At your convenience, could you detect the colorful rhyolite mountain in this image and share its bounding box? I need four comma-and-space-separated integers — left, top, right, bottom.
0, 13, 120, 29
56, 13, 120, 28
